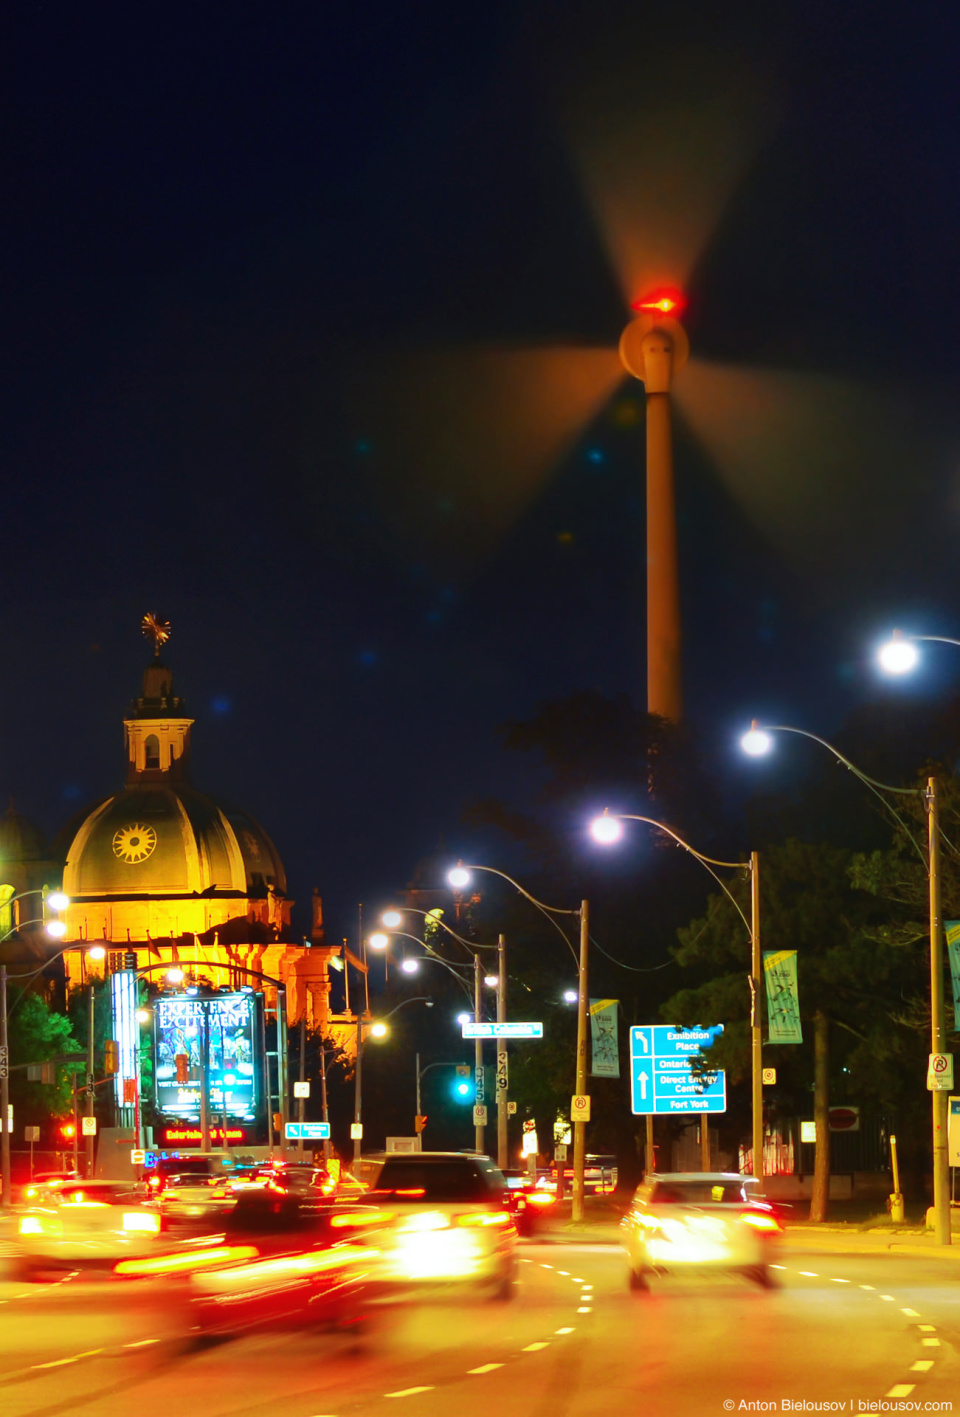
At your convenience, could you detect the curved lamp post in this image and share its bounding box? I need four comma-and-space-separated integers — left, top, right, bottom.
448, 863, 587, 1217
741, 721, 951, 1247
876, 630, 960, 677
354, 994, 433, 1161
590, 812, 762, 1181
1, 890, 71, 1207
381, 906, 504, 1160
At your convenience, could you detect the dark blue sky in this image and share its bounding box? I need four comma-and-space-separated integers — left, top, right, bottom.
5, 1, 960, 942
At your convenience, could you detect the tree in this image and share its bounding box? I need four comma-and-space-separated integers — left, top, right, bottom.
664, 839, 916, 1219
7, 991, 82, 1121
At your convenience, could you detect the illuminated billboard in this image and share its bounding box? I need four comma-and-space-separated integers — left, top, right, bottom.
155, 993, 258, 1122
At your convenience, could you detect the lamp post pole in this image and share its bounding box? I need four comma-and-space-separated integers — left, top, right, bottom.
86, 982, 96, 1179
297, 1014, 306, 1161
0, 967, 10, 1207
572, 900, 590, 1223
473, 955, 484, 1154
353, 1012, 363, 1163
750, 850, 763, 1181
497, 934, 507, 1170
927, 777, 950, 1245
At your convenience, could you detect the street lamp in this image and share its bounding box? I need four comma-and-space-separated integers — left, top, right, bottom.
447, 863, 587, 1217
590, 811, 761, 1181
740, 721, 951, 1246
353, 995, 432, 1160
876, 630, 960, 677
1, 890, 73, 1206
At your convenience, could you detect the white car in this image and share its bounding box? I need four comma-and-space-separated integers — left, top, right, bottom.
621, 1172, 783, 1290
353, 1152, 518, 1300
14, 1180, 162, 1278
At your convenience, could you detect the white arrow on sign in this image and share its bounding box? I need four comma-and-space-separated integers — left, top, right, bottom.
638, 1070, 649, 1100
637, 1032, 649, 1053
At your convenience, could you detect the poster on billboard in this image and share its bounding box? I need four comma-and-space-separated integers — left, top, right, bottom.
154, 993, 258, 1122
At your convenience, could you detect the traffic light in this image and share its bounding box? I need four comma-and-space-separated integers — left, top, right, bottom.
175, 1053, 189, 1083
415, 1115, 427, 1133
104, 1040, 119, 1075
453, 1065, 473, 1103
59, 1120, 76, 1140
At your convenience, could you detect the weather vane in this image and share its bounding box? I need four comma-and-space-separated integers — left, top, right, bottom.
141, 612, 171, 658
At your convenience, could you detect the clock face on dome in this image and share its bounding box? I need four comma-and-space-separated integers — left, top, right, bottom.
112, 823, 158, 864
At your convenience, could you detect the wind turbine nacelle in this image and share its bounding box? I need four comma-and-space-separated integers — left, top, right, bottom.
619, 314, 689, 394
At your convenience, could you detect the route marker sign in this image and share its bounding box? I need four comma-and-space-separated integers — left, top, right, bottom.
293, 1081, 310, 1099
461, 1021, 543, 1039
629, 1025, 726, 1116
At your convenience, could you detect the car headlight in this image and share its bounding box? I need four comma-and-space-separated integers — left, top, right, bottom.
123, 1211, 161, 1233
19, 1216, 47, 1235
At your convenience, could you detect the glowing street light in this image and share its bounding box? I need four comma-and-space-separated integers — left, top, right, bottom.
563, 989, 578, 1004
368, 932, 389, 951
369, 1021, 388, 1038
877, 631, 920, 676
401, 958, 420, 975
740, 722, 774, 757
381, 910, 403, 928
447, 865, 471, 890
484, 974, 499, 988
45, 891, 69, 913
456, 1011, 472, 1026
165, 967, 184, 984
589, 812, 623, 845
87, 946, 106, 962
45, 919, 67, 939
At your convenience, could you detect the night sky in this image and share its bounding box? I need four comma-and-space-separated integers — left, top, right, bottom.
6, 1, 960, 944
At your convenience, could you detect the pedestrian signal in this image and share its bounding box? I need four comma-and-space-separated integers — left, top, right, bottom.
104, 1040, 119, 1074
415, 1114, 427, 1133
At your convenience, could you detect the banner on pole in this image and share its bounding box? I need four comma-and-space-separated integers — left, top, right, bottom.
763, 950, 803, 1044
589, 998, 620, 1078
945, 922, 960, 1031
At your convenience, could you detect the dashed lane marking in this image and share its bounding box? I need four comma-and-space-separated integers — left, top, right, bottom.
860, 1284, 876, 1291
910, 1362, 934, 1373
576, 1306, 592, 1314
522, 1343, 549, 1352
555, 1327, 575, 1335
32, 1349, 103, 1371
468, 1364, 504, 1375
830, 1278, 850, 1284
919, 1325, 936, 1332
901, 1308, 920, 1316
123, 1339, 159, 1348
886, 1387, 914, 1399
879, 1295, 895, 1301
922, 1338, 941, 1347
385, 1388, 435, 1399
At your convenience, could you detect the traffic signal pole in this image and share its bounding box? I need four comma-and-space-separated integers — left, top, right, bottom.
571, 900, 589, 1223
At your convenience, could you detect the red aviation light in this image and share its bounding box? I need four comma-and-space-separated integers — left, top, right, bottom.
631, 289, 686, 317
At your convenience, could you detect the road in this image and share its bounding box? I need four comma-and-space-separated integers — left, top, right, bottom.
0, 1239, 957, 1417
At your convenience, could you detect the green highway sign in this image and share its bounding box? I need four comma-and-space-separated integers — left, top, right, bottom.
461, 1021, 543, 1039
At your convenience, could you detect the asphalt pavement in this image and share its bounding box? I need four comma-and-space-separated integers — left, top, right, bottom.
0, 1224, 957, 1417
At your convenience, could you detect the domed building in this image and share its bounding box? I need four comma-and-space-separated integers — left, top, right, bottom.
59, 631, 337, 1030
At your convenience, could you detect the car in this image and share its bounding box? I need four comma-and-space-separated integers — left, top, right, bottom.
354, 1151, 518, 1299
17, 1170, 80, 1206
228, 1162, 337, 1199
156, 1172, 238, 1229
14, 1180, 163, 1279
187, 1188, 371, 1338
621, 1171, 784, 1291
144, 1153, 235, 1199
501, 1168, 558, 1236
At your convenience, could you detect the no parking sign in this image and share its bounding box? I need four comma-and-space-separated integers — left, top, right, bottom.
571, 1094, 591, 1122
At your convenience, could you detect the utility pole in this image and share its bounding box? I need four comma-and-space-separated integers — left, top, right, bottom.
277, 987, 289, 1161
496, 934, 507, 1171
572, 900, 589, 1223
927, 777, 951, 1245
320, 1044, 331, 1162
86, 982, 96, 1178
200, 1003, 210, 1153
474, 955, 484, 1154
297, 1013, 306, 1161
0, 966, 10, 1206
750, 850, 763, 1181
353, 1011, 363, 1163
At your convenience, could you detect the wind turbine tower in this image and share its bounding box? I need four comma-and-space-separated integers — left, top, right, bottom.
619, 292, 689, 723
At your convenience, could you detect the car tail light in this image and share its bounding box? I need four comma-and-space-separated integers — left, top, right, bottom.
400, 1210, 450, 1232
330, 1209, 389, 1228
123, 1210, 161, 1233
114, 1244, 259, 1276
740, 1211, 782, 1234
526, 1191, 556, 1208
456, 1212, 512, 1228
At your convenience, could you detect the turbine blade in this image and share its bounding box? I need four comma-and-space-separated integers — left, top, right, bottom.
340, 345, 623, 572
675, 358, 922, 586
549, 23, 777, 303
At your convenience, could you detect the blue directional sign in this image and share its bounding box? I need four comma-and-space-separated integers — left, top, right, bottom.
629, 1025, 726, 1115
285, 1121, 331, 1140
